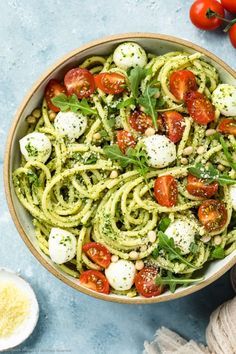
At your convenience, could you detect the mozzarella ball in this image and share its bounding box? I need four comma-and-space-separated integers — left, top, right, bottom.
19, 132, 51, 163
54, 111, 87, 140
48, 228, 76, 264
143, 134, 176, 168
105, 260, 136, 291
113, 42, 147, 70
212, 84, 236, 117
165, 220, 196, 255
229, 185, 236, 211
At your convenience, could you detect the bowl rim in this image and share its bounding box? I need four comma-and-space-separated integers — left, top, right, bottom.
4, 32, 236, 304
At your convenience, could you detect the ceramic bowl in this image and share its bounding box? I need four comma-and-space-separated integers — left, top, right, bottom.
4, 33, 236, 303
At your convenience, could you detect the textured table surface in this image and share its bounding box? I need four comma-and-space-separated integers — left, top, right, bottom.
0, 1, 235, 353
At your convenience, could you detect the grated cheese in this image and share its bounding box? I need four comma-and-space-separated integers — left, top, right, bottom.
0, 282, 29, 337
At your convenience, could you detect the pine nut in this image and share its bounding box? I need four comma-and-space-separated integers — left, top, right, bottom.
110, 170, 118, 179
206, 129, 216, 136
180, 157, 188, 165
197, 146, 205, 154
93, 132, 101, 140
145, 127, 156, 137
140, 245, 147, 252
183, 146, 193, 155
32, 108, 41, 118
214, 236, 222, 245
26, 115, 36, 124
129, 251, 139, 260
49, 111, 56, 121
148, 230, 156, 243
217, 164, 225, 171
201, 235, 211, 243
135, 260, 144, 270
111, 255, 119, 263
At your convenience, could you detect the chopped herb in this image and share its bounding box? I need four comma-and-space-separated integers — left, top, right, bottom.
52, 94, 97, 116
155, 271, 204, 293
27, 170, 39, 187
188, 163, 236, 185
25, 143, 38, 157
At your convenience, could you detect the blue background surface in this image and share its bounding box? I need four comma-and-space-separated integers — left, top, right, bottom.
0, 1, 235, 353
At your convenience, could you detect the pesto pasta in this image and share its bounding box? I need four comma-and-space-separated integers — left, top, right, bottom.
13, 42, 236, 297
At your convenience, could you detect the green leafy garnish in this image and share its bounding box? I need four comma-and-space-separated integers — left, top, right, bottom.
188, 163, 236, 185
27, 170, 39, 187
138, 87, 159, 130
211, 246, 225, 260
158, 217, 171, 232
151, 248, 159, 259
219, 136, 236, 171
158, 231, 198, 269
51, 94, 97, 116
117, 97, 136, 109
155, 271, 204, 293
189, 242, 199, 254
128, 67, 147, 98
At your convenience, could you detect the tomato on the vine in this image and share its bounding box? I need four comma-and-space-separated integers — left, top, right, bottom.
221, 0, 236, 14
190, 0, 225, 30
229, 24, 236, 48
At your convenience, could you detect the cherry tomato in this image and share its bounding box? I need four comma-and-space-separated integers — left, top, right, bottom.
169, 70, 197, 101
217, 118, 236, 136
44, 79, 67, 112
154, 175, 178, 207
117, 130, 136, 153
190, 0, 225, 30
135, 267, 164, 298
94, 73, 126, 94
221, 0, 236, 14
82, 242, 111, 268
185, 91, 215, 125
198, 200, 227, 232
187, 175, 218, 198
162, 111, 185, 143
129, 110, 154, 133
64, 68, 95, 99
229, 24, 236, 49
80, 270, 110, 294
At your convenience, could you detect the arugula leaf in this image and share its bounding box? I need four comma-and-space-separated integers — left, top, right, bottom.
155, 271, 204, 293
128, 67, 147, 98
51, 94, 97, 116
211, 246, 225, 260
158, 217, 171, 232
103, 145, 132, 168
151, 248, 159, 259
219, 136, 236, 171
188, 163, 236, 186
158, 231, 198, 269
117, 97, 136, 109
138, 87, 159, 129
189, 242, 199, 254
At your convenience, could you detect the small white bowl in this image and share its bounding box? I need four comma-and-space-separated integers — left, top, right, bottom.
0, 268, 39, 352
4, 33, 236, 304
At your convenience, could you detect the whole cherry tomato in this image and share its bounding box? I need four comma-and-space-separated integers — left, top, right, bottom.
190, 0, 225, 30
229, 24, 236, 48
221, 0, 236, 14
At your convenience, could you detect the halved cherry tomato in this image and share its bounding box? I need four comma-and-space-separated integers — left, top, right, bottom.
129, 110, 154, 133
190, 0, 225, 30
229, 24, 236, 49
117, 130, 136, 153
94, 73, 126, 94
187, 175, 218, 198
217, 118, 236, 136
154, 175, 178, 207
135, 267, 164, 298
44, 79, 67, 112
185, 91, 215, 125
221, 0, 236, 14
80, 270, 110, 294
169, 70, 197, 101
82, 242, 111, 268
198, 200, 227, 232
64, 68, 95, 99
162, 111, 185, 143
